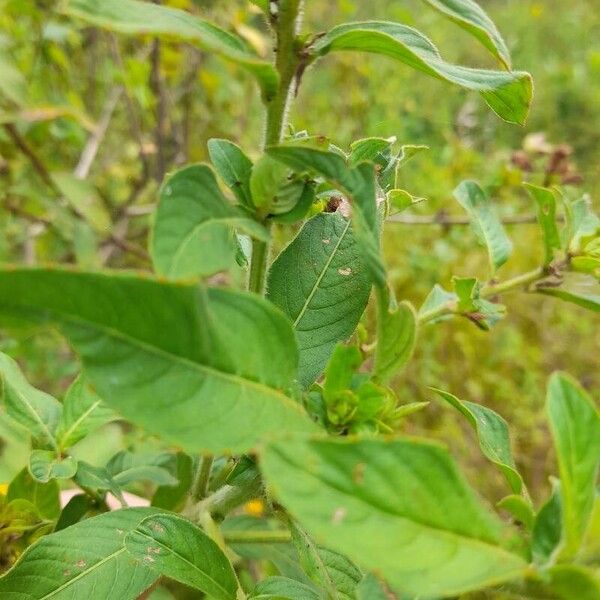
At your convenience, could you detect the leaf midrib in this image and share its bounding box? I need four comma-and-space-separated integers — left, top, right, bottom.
292, 218, 351, 328
58, 399, 103, 448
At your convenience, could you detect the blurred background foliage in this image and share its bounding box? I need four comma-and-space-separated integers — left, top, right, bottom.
0, 0, 598, 505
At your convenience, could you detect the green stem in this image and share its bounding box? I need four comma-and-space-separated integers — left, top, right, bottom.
249, 0, 304, 295
418, 267, 546, 325
223, 530, 291, 544
191, 454, 214, 501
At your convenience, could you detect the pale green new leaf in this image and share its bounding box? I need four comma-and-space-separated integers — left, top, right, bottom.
251, 576, 322, 600
525, 184, 562, 265
0, 508, 160, 598
125, 513, 239, 600
0, 267, 316, 454
421, 0, 511, 68
61, 0, 278, 99
261, 437, 527, 598
107, 451, 178, 487
208, 138, 253, 207
374, 287, 417, 383
29, 450, 77, 483
310, 22, 532, 125
432, 388, 524, 494
7, 468, 60, 520
454, 180, 512, 273
57, 374, 118, 449
547, 373, 600, 560
267, 213, 372, 387
0, 352, 62, 451
267, 145, 385, 286
151, 165, 268, 279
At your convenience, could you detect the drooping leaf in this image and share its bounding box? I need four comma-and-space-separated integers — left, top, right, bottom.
432, 388, 524, 494
0, 508, 160, 598
374, 287, 417, 383
524, 184, 562, 266
61, 0, 278, 100
261, 437, 527, 598
208, 138, 254, 207
310, 22, 532, 125
107, 451, 178, 487
267, 213, 372, 387
57, 374, 118, 450
267, 145, 385, 286
29, 450, 78, 483
538, 277, 600, 313
0, 267, 316, 454
453, 181, 513, 273
251, 576, 322, 600
7, 467, 60, 520
420, 0, 511, 68
532, 479, 562, 565
151, 165, 268, 279
546, 373, 600, 560
290, 521, 362, 600
124, 513, 239, 600
0, 352, 62, 451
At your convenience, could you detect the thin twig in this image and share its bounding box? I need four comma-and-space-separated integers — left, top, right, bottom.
388, 212, 546, 226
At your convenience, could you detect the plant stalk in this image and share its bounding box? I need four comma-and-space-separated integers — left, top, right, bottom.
190, 454, 214, 501
223, 530, 291, 544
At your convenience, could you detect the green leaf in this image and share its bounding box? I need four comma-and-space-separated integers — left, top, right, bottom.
250, 155, 291, 214
431, 388, 524, 494
107, 451, 178, 487
374, 287, 417, 383
0, 351, 62, 451
497, 495, 535, 531
538, 288, 600, 312
310, 22, 532, 125
124, 513, 239, 600
0, 51, 27, 106
420, 0, 511, 68
0, 267, 317, 454
524, 184, 562, 266
418, 284, 456, 322
61, 0, 278, 100
261, 436, 527, 598
7, 467, 60, 520
290, 521, 362, 600
152, 453, 193, 512
0, 508, 160, 598
55, 494, 96, 531
267, 145, 385, 286
547, 372, 600, 560
566, 194, 600, 253
56, 374, 118, 450
452, 276, 506, 330
356, 574, 407, 600
541, 565, 600, 600
151, 165, 269, 279
267, 213, 372, 387
208, 138, 254, 207
532, 479, 562, 565
453, 180, 513, 273
251, 576, 322, 600
29, 450, 78, 483
73, 461, 123, 500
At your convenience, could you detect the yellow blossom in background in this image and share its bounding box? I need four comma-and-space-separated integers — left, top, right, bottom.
0, 483, 8, 495
244, 498, 265, 517
531, 3, 544, 18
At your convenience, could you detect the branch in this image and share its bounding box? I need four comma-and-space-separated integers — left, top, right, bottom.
387, 212, 554, 226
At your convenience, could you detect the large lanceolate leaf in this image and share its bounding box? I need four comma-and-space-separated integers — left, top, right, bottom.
56, 374, 117, 450
0, 508, 160, 599
0, 268, 316, 454
151, 165, 268, 279
261, 437, 527, 598
421, 0, 511, 68
0, 352, 61, 451
267, 213, 372, 387
124, 514, 240, 600
310, 22, 532, 125
547, 373, 600, 560
267, 145, 385, 287
61, 0, 278, 99
454, 181, 513, 273
432, 388, 524, 494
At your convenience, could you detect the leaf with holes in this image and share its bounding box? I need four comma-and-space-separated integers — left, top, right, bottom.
268, 212, 372, 387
